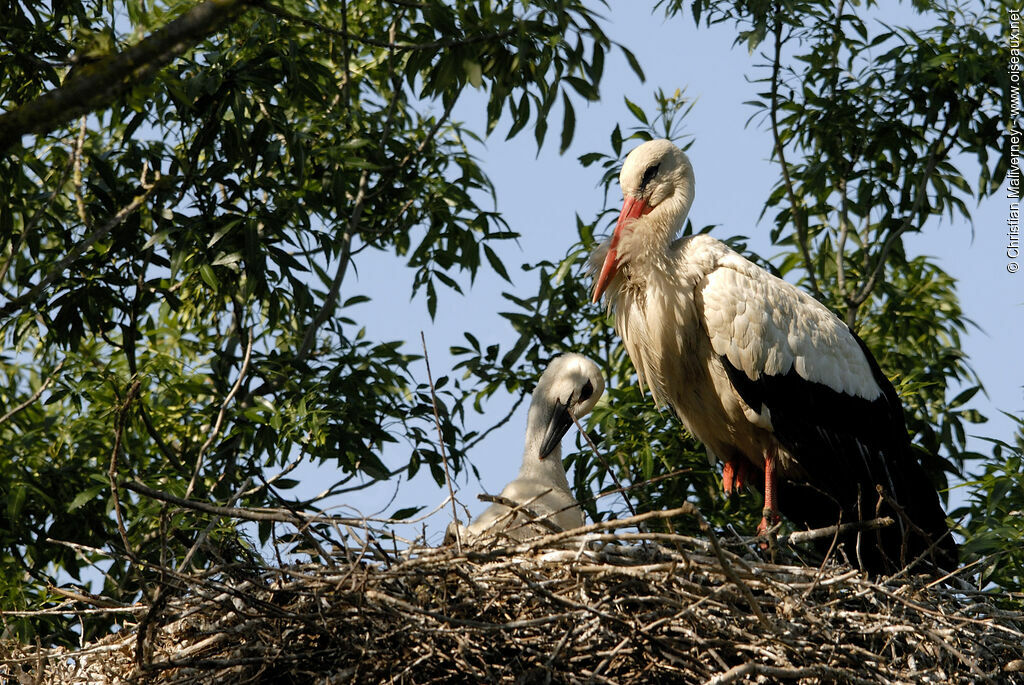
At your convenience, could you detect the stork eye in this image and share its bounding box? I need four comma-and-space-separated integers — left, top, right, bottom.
640, 163, 660, 189
578, 379, 594, 402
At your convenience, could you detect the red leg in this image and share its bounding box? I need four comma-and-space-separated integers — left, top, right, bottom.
722, 458, 750, 495
756, 446, 781, 536
722, 460, 737, 494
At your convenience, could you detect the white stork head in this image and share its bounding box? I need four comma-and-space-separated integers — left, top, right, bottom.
592, 139, 695, 302
530, 353, 605, 461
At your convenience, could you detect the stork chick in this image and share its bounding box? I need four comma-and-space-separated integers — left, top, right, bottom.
448, 353, 604, 544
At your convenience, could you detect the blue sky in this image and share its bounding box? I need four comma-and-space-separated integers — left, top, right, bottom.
297, 2, 1021, 545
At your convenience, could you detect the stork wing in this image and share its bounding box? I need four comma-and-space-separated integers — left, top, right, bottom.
698, 252, 909, 477
699, 253, 881, 401
699, 254, 956, 570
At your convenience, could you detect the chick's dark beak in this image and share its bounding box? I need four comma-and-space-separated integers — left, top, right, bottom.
538, 396, 575, 460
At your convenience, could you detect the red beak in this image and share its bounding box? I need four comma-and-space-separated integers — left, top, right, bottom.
592, 195, 653, 303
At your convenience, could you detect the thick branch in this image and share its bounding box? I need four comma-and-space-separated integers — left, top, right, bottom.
0, 0, 250, 152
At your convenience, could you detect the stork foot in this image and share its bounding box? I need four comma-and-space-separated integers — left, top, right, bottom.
722, 458, 750, 495
755, 508, 781, 537
756, 507, 781, 552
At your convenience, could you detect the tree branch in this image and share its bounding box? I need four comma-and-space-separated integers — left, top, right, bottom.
421, 332, 462, 551
125, 481, 369, 526
0, 360, 66, 426
850, 115, 956, 309
462, 393, 527, 451
769, 8, 822, 302
837, 176, 851, 323
0, 0, 251, 152
186, 328, 254, 498
784, 516, 893, 546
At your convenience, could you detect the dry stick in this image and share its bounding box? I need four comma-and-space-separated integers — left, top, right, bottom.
705, 663, 872, 685
784, 517, 893, 545
583, 467, 692, 511
476, 493, 565, 536
126, 481, 363, 526
874, 486, 959, 580
687, 505, 774, 633
925, 629, 989, 680
46, 585, 130, 610
569, 411, 637, 519
800, 521, 845, 601
449, 501, 773, 632
420, 331, 462, 552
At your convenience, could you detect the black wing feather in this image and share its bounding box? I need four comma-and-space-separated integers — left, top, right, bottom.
721, 332, 957, 573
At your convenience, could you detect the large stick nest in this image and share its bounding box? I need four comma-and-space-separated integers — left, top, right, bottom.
2, 506, 1023, 684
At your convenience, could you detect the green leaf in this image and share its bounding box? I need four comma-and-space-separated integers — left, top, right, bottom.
7, 484, 27, 520
199, 264, 218, 288
560, 91, 576, 154
483, 244, 511, 282
619, 45, 645, 82
68, 485, 105, 512
463, 59, 483, 88
391, 506, 425, 520
624, 96, 648, 125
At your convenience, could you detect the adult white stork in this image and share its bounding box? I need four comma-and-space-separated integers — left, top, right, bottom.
447, 353, 604, 543
590, 138, 957, 573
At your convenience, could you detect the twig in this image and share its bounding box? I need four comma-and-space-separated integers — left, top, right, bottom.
108, 379, 141, 561
421, 331, 461, 552
570, 411, 638, 519
0, 359, 66, 426
126, 481, 362, 526
476, 493, 565, 535
186, 328, 254, 498
769, 8, 822, 302
688, 505, 774, 633
850, 115, 956, 308
462, 393, 526, 452
784, 517, 893, 545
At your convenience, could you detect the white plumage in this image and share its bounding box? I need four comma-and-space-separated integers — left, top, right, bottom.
590, 139, 956, 572
447, 353, 604, 544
